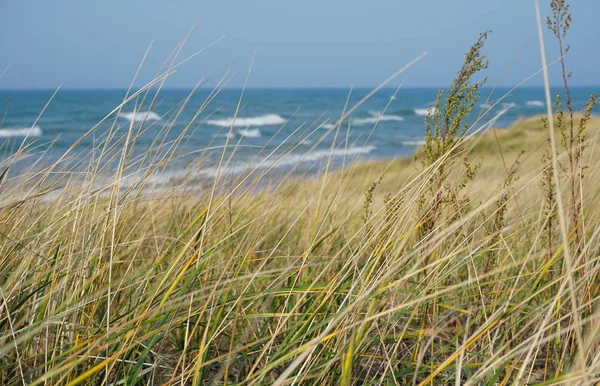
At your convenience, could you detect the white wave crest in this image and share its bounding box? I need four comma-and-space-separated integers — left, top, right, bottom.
414, 107, 437, 116
197, 146, 375, 178
526, 100, 544, 107
401, 140, 425, 146
321, 123, 335, 129
119, 111, 161, 122
502, 102, 517, 109
237, 128, 262, 138
352, 114, 404, 126
276, 145, 376, 167
207, 114, 285, 127
0, 126, 42, 138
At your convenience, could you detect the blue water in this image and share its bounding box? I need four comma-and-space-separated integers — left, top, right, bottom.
0, 87, 597, 182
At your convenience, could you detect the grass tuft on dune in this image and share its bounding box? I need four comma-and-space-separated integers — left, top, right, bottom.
0, 107, 600, 384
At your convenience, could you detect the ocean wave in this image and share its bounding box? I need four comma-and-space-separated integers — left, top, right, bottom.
502, 102, 517, 109
414, 107, 437, 116
480, 103, 493, 109
212, 128, 263, 139
276, 145, 376, 167
526, 100, 544, 107
238, 128, 261, 138
119, 111, 161, 122
0, 126, 42, 138
352, 112, 404, 126
400, 140, 425, 146
206, 114, 285, 127
322, 111, 405, 128
197, 145, 376, 177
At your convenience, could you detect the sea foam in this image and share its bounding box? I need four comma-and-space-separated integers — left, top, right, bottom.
526, 100, 544, 107
119, 111, 161, 122
0, 126, 42, 138
276, 145, 376, 167
207, 114, 285, 127
197, 145, 376, 178
351, 112, 404, 126
414, 107, 437, 116
237, 128, 262, 138
400, 140, 425, 146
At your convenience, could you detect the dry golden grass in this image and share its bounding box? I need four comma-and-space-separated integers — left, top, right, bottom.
1, 109, 599, 384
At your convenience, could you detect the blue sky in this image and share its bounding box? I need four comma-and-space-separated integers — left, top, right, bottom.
1, 1, 598, 89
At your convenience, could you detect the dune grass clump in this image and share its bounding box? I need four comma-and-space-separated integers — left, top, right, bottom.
0, 1, 600, 385
419, 30, 488, 236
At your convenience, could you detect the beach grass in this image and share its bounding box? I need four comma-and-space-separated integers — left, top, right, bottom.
2, 1, 600, 382
1, 104, 600, 384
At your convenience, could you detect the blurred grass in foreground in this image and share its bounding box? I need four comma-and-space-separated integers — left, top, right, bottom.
1, 107, 599, 384
1, 0, 600, 382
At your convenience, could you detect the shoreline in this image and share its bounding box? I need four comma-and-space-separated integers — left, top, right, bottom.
4, 113, 599, 206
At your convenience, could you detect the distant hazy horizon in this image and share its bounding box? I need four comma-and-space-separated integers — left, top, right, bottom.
1, 1, 599, 89
1, 85, 598, 92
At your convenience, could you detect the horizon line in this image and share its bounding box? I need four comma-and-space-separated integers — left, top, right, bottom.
1, 84, 598, 92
